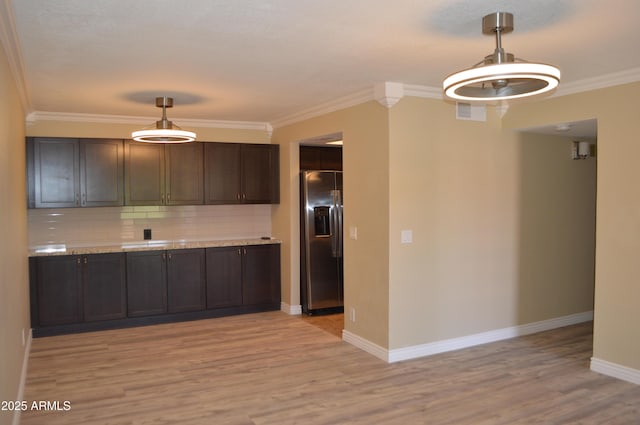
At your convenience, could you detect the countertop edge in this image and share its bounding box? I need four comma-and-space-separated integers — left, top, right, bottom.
29, 238, 281, 257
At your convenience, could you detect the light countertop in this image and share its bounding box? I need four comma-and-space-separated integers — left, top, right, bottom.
29, 238, 280, 257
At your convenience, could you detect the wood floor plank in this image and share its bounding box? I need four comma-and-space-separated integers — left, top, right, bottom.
20, 313, 640, 424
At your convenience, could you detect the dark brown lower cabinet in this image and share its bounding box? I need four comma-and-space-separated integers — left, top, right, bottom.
83, 253, 127, 322
206, 244, 280, 309
167, 249, 206, 313
126, 251, 168, 317
30, 243, 280, 336
34, 255, 83, 326
206, 246, 243, 308
33, 253, 126, 326
127, 249, 206, 317
242, 244, 281, 306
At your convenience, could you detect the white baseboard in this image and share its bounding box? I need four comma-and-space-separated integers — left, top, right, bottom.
590, 357, 640, 385
281, 302, 302, 315
342, 330, 389, 362
343, 311, 594, 364
13, 328, 32, 425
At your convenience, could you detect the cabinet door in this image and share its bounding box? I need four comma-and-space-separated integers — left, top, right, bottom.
204, 142, 241, 204
242, 244, 281, 306
83, 253, 126, 322
32, 138, 80, 208
35, 255, 83, 325
205, 246, 243, 308
167, 248, 206, 313
299, 145, 342, 171
241, 145, 272, 203
124, 141, 166, 205
126, 251, 167, 317
80, 139, 124, 207
165, 143, 204, 205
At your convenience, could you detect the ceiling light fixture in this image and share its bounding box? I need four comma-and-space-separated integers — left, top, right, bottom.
443, 12, 560, 102
132, 96, 196, 143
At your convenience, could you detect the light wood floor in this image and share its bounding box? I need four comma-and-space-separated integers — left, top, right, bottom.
299, 312, 344, 338
21, 312, 640, 424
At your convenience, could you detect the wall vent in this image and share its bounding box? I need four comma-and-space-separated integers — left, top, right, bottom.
456, 102, 487, 122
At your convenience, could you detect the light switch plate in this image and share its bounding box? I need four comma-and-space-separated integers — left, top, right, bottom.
349, 226, 358, 240
401, 230, 413, 244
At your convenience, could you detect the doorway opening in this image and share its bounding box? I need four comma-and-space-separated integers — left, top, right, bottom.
297, 133, 344, 334
517, 118, 597, 358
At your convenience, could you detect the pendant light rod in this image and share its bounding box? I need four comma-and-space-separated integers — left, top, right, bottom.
486, 12, 510, 64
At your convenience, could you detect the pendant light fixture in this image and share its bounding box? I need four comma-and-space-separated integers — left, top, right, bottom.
443, 12, 560, 102
132, 96, 196, 143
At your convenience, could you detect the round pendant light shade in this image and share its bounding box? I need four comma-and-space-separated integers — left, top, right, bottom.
443, 12, 560, 102
132, 97, 196, 143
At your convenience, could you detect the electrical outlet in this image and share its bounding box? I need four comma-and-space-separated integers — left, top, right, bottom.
143, 229, 152, 240
349, 226, 358, 240
349, 307, 356, 322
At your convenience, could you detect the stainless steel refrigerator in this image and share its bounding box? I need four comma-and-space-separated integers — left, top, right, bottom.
300, 170, 343, 315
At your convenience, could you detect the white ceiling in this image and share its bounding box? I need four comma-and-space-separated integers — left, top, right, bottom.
6, 0, 640, 127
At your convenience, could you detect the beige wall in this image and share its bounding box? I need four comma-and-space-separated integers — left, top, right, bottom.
0, 42, 29, 425
504, 82, 640, 372
387, 97, 596, 349
273, 94, 598, 354
272, 102, 391, 348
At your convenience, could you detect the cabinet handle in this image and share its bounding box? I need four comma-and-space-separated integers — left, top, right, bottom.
167, 193, 171, 201
162, 252, 166, 261
75, 193, 80, 206
243, 247, 247, 255
237, 248, 242, 256
237, 193, 241, 201
81, 193, 86, 206
168, 252, 172, 261
83, 256, 88, 264
76, 257, 81, 265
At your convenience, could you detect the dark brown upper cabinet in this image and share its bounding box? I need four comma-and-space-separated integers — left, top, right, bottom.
299, 145, 343, 171
124, 140, 204, 206
124, 141, 165, 206
165, 143, 204, 205
27, 138, 124, 208
204, 142, 279, 204
28, 138, 278, 208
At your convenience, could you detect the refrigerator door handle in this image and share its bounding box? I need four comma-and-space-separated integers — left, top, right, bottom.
330, 190, 338, 257
336, 190, 343, 258
330, 189, 343, 258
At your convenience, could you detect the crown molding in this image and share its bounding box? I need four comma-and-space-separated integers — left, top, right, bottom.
374, 82, 404, 108
0, 0, 32, 113
270, 83, 449, 129
271, 87, 375, 129
26, 111, 272, 134
19, 67, 640, 134
402, 84, 443, 99
553, 67, 640, 98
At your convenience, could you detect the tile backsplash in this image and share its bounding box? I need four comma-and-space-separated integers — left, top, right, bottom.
28, 204, 272, 250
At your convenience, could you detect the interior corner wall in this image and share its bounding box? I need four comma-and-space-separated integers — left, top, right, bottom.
503, 82, 640, 372
271, 101, 391, 348
0, 42, 29, 425
387, 96, 596, 350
